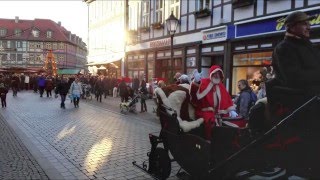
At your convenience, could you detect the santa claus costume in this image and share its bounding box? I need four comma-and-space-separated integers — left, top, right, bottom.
190, 65, 236, 140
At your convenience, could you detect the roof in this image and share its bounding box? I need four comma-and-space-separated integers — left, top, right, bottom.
57, 69, 81, 75
0, 18, 85, 46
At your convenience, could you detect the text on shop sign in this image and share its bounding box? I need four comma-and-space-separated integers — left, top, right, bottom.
150, 38, 171, 48
203, 31, 226, 40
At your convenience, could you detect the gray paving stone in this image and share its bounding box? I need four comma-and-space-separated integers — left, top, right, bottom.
1, 91, 182, 180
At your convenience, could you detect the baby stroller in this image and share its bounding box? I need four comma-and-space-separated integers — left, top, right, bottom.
120, 95, 139, 114
81, 84, 92, 100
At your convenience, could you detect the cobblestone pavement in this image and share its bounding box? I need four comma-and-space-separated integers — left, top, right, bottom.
1, 91, 181, 180
0, 112, 49, 179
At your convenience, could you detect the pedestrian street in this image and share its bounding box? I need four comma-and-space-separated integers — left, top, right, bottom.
0, 91, 180, 180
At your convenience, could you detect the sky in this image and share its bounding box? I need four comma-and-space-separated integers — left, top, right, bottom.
0, 0, 88, 44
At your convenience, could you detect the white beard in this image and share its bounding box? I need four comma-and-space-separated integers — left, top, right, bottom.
211, 78, 221, 84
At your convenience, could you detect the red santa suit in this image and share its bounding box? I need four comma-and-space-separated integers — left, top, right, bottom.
190, 65, 235, 140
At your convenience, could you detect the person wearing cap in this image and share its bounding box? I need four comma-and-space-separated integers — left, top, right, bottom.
272, 11, 320, 96
272, 11, 320, 178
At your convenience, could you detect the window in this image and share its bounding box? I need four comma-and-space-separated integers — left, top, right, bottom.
142, 0, 150, 27
53, 43, 57, 49
170, 0, 180, 18
32, 30, 39, 37
17, 54, 23, 61
16, 41, 22, 48
232, 51, 272, 95
59, 43, 64, 49
46, 31, 52, 38
14, 29, 22, 37
36, 42, 41, 49
0, 28, 7, 37
155, 0, 163, 23
45, 43, 51, 50
196, 0, 210, 11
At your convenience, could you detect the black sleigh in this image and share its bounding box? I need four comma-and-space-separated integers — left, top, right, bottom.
133, 80, 320, 179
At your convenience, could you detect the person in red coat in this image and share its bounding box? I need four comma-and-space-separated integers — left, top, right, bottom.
190, 65, 237, 140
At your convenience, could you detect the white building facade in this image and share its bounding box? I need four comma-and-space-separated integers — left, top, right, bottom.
125, 0, 320, 94
85, 0, 125, 77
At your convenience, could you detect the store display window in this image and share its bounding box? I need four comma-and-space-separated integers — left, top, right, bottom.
232, 51, 273, 95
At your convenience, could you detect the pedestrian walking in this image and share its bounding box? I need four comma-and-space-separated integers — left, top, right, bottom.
37, 74, 46, 97
94, 75, 104, 102
69, 77, 82, 108
0, 76, 8, 108
139, 79, 148, 113
45, 77, 54, 98
55, 77, 69, 109
118, 79, 129, 102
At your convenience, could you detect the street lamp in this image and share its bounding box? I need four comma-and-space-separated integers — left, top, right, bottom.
165, 11, 179, 83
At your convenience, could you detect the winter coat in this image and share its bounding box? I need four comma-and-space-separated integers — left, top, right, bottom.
38, 77, 46, 87
55, 80, 69, 95
70, 81, 82, 96
272, 35, 320, 95
45, 79, 54, 91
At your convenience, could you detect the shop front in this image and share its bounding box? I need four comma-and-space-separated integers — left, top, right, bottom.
231, 8, 320, 95
126, 33, 202, 84
86, 59, 121, 78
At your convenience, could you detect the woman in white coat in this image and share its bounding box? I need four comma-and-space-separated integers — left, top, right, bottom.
69, 77, 82, 108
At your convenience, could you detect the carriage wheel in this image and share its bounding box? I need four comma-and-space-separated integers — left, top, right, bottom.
148, 147, 171, 179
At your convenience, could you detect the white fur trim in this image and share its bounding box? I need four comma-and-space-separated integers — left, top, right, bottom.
167, 91, 186, 117
154, 88, 172, 108
179, 118, 204, 132
196, 82, 213, 100
178, 83, 190, 90
209, 68, 224, 81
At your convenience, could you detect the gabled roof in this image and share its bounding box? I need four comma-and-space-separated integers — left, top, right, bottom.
0, 18, 83, 46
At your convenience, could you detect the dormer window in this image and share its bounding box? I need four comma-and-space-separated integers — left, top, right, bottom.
32, 30, 39, 37
0, 28, 7, 37
14, 29, 22, 37
47, 31, 52, 38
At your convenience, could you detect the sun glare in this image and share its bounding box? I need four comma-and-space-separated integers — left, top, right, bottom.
84, 138, 113, 174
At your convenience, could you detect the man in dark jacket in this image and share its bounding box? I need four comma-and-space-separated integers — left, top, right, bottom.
55, 77, 69, 109
272, 11, 320, 96
272, 11, 320, 178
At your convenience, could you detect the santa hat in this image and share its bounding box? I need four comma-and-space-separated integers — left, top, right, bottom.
196, 65, 224, 100
209, 65, 224, 81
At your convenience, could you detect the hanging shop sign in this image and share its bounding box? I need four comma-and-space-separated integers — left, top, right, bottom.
202, 26, 228, 44
149, 38, 171, 48
235, 9, 320, 38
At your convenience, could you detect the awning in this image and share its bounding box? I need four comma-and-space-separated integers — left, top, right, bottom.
86, 58, 122, 67
57, 69, 81, 75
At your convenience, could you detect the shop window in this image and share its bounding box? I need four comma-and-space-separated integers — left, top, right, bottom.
233, 51, 272, 66
186, 57, 196, 67
232, 51, 273, 95
174, 59, 181, 67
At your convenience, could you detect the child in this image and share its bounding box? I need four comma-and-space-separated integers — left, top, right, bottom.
0, 82, 8, 108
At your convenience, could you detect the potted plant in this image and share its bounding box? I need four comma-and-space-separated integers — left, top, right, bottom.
194, 8, 211, 18
139, 26, 150, 32
151, 22, 164, 29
